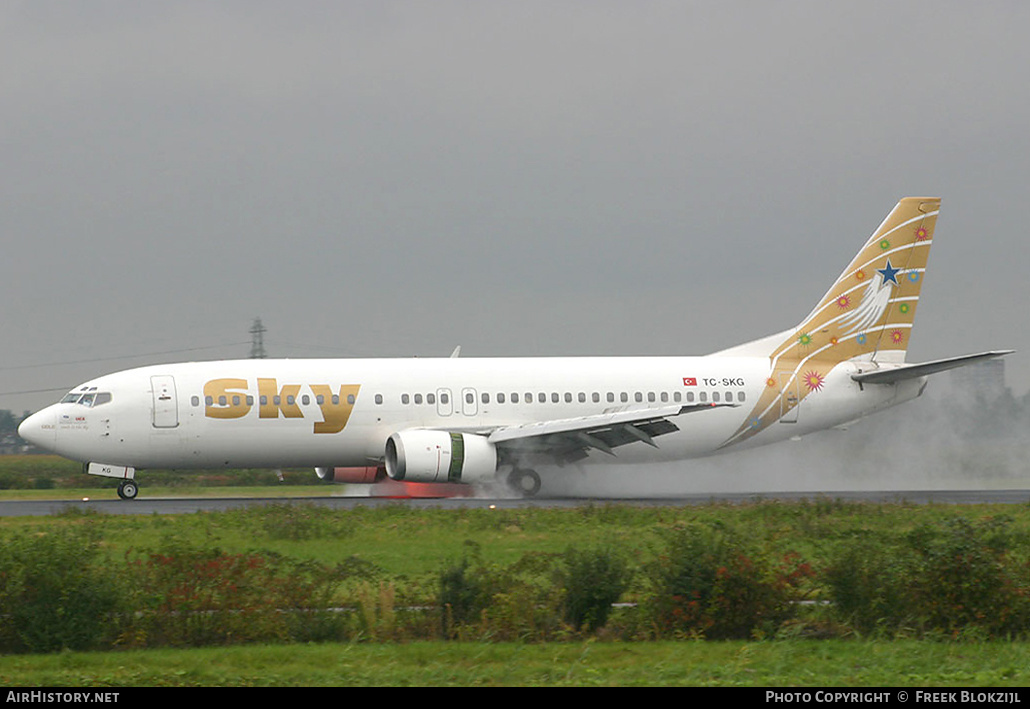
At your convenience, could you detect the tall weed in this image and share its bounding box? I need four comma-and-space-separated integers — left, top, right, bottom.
0, 529, 122, 653
555, 544, 633, 633
120, 541, 358, 647
825, 516, 1030, 638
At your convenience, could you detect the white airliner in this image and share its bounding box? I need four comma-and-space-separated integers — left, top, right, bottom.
19, 198, 1012, 499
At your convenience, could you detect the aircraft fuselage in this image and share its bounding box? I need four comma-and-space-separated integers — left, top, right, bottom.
21, 355, 917, 470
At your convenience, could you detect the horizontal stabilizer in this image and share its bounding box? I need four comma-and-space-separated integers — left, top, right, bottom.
851, 350, 1014, 385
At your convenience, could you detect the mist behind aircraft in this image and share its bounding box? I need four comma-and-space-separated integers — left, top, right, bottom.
549, 377, 1030, 498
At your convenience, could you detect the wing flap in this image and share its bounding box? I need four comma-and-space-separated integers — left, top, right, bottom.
487, 403, 735, 465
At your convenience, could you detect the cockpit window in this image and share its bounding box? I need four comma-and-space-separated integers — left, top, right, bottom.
60, 391, 112, 407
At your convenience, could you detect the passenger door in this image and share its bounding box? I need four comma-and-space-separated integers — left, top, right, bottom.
151, 375, 179, 428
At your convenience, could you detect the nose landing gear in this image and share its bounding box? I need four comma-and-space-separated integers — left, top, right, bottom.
117, 480, 139, 500
83, 462, 138, 501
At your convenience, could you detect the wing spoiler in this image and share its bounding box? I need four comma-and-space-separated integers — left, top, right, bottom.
851, 350, 1014, 385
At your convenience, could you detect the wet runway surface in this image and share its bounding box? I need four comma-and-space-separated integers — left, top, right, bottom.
1, 489, 1028, 516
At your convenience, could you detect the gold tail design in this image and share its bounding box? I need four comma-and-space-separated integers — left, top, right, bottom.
724, 197, 940, 447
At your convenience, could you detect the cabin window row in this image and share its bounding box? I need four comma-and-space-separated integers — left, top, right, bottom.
399, 390, 746, 405
193, 389, 747, 409
193, 394, 356, 407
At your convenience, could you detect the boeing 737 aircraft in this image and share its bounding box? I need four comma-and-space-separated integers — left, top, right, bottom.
19, 198, 1012, 499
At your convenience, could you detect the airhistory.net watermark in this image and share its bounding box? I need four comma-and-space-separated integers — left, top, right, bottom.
6, 693, 119, 703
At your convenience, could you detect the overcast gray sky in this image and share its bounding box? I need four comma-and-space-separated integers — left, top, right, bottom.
2, 1, 1027, 415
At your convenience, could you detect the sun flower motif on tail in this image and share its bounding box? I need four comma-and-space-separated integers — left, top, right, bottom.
803, 371, 825, 392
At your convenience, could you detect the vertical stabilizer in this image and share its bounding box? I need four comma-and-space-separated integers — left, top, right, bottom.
723, 197, 940, 447
786, 196, 939, 366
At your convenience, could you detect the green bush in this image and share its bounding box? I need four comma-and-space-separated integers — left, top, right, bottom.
912, 517, 1030, 637
556, 545, 632, 633
642, 524, 811, 640
823, 537, 921, 635
825, 516, 1030, 638
438, 546, 569, 641
121, 542, 354, 647
438, 546, 497, 639
486, 551, 564, 641
0, 530, 123, 653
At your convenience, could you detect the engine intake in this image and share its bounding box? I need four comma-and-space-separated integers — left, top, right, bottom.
385, 430, 497, 485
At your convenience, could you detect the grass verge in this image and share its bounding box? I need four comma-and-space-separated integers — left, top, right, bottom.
0, 640, 1027, 686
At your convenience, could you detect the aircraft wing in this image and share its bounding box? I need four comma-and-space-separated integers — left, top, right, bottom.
485, 403, 735, 465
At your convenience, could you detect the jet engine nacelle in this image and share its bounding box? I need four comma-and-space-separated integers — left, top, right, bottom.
385, 430, 497, 485
315, 466, 385, 484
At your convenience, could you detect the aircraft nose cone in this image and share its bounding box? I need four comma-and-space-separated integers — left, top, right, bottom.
18, 409, 54, 449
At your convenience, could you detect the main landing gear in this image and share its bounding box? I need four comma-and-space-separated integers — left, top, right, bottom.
506, 468, 541, 497
117, 480, 139, 500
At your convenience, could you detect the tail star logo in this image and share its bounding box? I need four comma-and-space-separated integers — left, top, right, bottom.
877, 259, 900, 286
